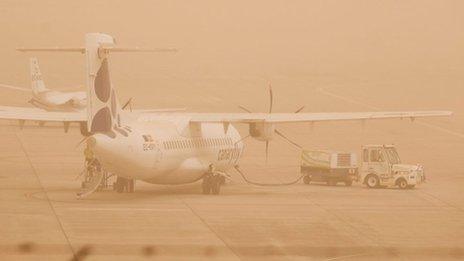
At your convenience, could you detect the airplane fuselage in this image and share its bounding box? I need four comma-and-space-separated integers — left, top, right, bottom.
91, 116, 244, 185
31, 90, 86, 111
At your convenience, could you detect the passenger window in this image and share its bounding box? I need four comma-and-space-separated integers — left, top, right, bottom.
363, 149, 368, 162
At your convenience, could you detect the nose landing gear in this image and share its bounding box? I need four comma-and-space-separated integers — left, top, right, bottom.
202, 174, 223, 195
114, 176, 135, 193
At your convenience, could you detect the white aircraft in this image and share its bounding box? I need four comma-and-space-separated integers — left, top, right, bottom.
0, 58, 86, 111
0, 33, 452, 196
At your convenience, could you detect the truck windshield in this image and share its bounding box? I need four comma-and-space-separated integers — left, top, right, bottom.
385, 148, 401, 164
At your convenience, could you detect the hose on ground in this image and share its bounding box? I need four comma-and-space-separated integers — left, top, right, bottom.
234, 165, 306, 186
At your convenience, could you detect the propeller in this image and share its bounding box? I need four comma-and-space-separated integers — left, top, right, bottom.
238, 84, 304, 163
294, 105, 305, 113
265, 84, 273, 163
268, 84, 273, 113
122, 97, 133, 112
75, 136, 92, 149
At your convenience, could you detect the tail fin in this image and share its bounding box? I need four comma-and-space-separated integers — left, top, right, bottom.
85, 33, 121, 134
30, 58, 48, 95
17, 33, 177, 134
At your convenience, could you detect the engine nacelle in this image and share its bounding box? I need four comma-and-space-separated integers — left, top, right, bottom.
249, 122, 275, 141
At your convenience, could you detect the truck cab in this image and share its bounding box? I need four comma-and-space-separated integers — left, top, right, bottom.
360, 145, 425, 189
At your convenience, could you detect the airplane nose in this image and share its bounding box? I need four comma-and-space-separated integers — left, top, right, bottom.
91, 133, 114, 153
86, 136, 97, 149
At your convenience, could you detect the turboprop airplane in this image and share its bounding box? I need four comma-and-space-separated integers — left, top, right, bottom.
0, 58, 86, 111
0, 33, 453, 197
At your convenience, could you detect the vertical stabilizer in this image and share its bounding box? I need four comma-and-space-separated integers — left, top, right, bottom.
30, 58, 48, 95
85, 33, 121, 134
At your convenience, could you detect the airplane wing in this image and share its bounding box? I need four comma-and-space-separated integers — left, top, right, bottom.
138, 111, 452, 123
0, 106, 85, 122
44, 92, 81, 105
0, 83, 30, 92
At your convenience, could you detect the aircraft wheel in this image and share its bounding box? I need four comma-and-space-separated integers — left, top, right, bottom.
202, 176, 212, 194
115, 177, 126, 193
219, 176, 226, 185
211, 176, 221, 195
128, 179, 135, 193
303, 175, 311, 185
115, 182, 124, 193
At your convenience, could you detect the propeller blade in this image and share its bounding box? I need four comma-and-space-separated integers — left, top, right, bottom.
238, 105, 253, 113
274, 129, 303, 149
122, 97, 133, 111
294, 105, 305, 113
268, 84, 273, 113
75, 136, 90, 149
265, 141, 269, 164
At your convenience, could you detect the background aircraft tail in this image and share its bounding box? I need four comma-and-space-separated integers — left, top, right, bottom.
30, 57, 49, 95
17, 33, 176, 134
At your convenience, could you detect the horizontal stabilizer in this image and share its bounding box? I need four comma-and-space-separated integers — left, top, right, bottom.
17, 47, 85, 53
17, 47, 177, 53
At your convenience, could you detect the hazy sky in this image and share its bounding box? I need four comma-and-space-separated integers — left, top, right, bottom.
0, 1, 462, 111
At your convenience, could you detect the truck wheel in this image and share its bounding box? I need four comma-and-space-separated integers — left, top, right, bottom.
397, 178, 408, 189
344, 180, 353, 187
365, 175, 379, 188
303, 175, 311, 185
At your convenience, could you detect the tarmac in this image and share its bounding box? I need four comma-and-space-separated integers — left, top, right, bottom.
0, 82, 463, 260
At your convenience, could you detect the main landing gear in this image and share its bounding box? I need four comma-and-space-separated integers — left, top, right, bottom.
114, 176, 135, 193
202, 174, 225, 195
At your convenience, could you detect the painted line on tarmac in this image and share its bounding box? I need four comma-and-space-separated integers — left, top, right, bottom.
67, 207, 188, 212
326, 252, 373, 260
318, 88, 464, 139
14, 133, 76, 258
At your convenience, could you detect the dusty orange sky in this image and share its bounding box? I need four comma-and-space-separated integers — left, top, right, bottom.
0, 1, 462, 98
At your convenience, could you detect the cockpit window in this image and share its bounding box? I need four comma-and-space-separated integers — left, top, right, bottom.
142, 135, 153, 142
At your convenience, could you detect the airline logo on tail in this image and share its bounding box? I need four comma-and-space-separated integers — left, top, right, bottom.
85, 33, 121, 134
30, 57, 48, 95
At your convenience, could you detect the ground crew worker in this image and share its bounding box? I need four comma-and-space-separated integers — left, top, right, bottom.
84, 144, 94, 168
206, 164, 215, 176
